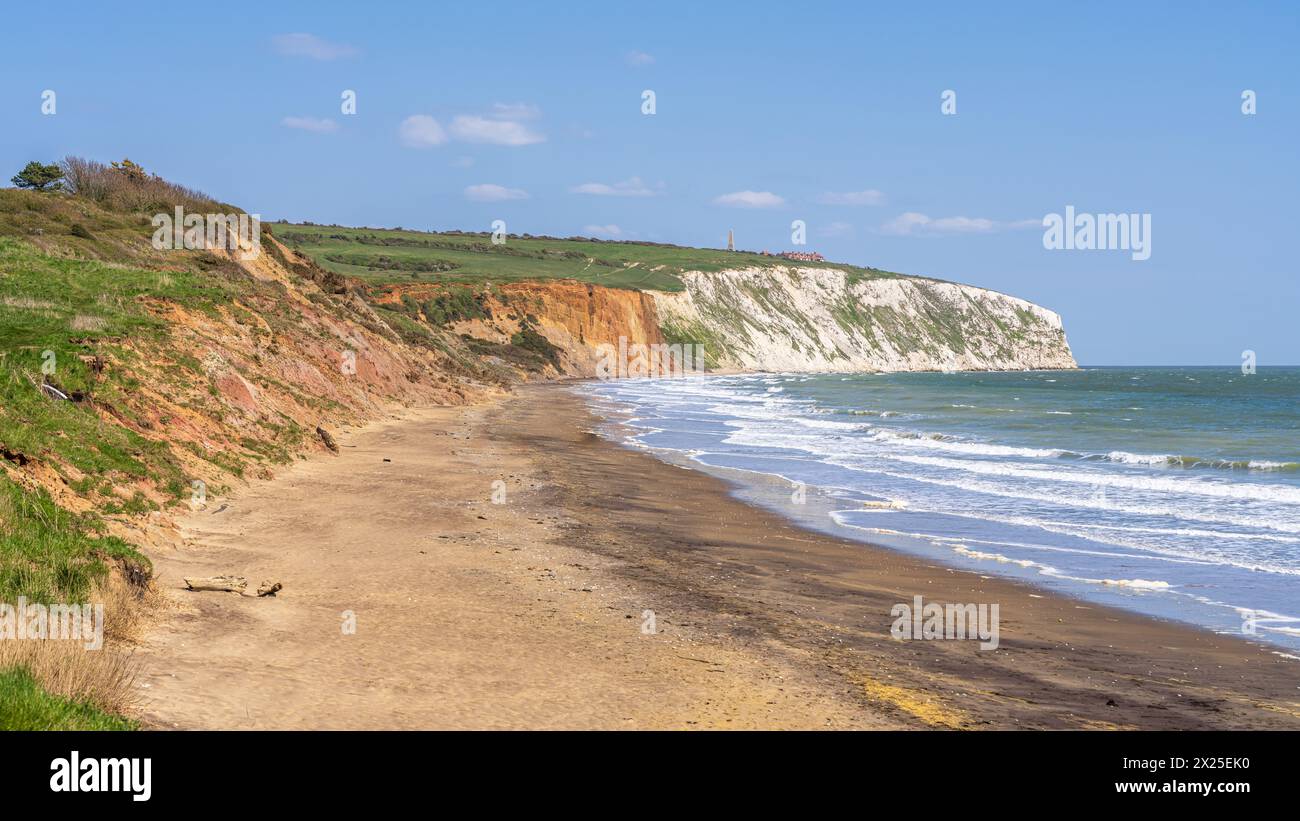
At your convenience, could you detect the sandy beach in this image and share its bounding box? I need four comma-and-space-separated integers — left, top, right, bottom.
135, 383, 1300, 729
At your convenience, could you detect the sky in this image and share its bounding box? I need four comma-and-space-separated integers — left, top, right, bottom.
2, 1, 1297, 365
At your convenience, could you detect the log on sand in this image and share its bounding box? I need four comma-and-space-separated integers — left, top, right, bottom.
256, 580, 283, 597
184, 575, 248, 593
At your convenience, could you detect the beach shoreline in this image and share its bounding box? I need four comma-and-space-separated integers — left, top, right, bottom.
134, 382, 1300, 729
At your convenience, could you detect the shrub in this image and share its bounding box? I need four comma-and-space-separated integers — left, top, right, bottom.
11, 161, 64, 191
59, 156, 224, 214
510, 324, 561, 369
422, 288, 489, 326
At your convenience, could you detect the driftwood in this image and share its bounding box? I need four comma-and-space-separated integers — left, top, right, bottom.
316, 426, 339, 453
184, 575, 247, 593
256, 580, 283, 597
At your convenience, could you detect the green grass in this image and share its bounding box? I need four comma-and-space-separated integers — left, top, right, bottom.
0, 191, 232, 604
0, 667, 136, 730
0, 475, 149, 604
271, 222, 901, 292
0, 186, 199, 267
0, 238, 220, 500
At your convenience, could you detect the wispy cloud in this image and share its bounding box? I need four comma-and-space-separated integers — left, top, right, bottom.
583, 224, 623, 237
490, 102, 541, 120
626, 50, 655, 66
880, 212, 1039, 236
464, 184, 529, 202
398, 115, 448, 148
570, 177, 660, 197
271, 33, 358, 61
816, 189, 886, 206
818, 221, 855, 238
281, 116, 338, 134
713, 190, 785, 209
448, 115, 544, 146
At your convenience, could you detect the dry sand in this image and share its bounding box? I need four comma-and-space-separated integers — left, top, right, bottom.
135, 384, 1300, 729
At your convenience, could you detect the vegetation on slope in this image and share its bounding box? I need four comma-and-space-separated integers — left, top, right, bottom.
0, 476, 148, 605
0, 667, 136, 730
0, 159, 509, 726
272, 222, 901, 292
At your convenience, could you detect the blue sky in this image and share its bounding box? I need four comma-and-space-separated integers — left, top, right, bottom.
3, 1, 1297, 365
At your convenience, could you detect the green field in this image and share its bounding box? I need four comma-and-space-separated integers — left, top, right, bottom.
270, 222, 900, 292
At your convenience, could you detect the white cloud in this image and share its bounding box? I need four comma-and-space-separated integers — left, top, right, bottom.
490, 102, 541, 120
448, 115, 544, 146
818, 221, 855, 238
881, 213, 933, 235
398, 115, 448, 148
402, 105, 545, 148
1006, 218, 1044, 230
583, 224, 623, 237
570, 177, 659, 197
816, 189, 886, 206
880, 212, 1038, 236
713, 190, 785, 209
464, 184, 529, 202
271, 33, 358, 61
281, 116, 338, 134
930, 216, 998, 233
626, 50, 655, 66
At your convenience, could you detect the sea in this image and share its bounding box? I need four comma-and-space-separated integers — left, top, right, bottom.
580, 367, 1300, 653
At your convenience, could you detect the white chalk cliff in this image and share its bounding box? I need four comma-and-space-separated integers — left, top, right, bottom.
649, 266, 1076, 372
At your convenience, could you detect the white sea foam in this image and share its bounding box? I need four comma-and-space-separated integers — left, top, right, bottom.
863, 429, 1068, 459
952, 545, 1049, 570
874, 452, 1300, 506
1099, 578, 1171, 590
581, 372, 1300, 650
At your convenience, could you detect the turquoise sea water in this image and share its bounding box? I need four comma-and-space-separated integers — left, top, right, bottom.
581, 367, 1300, 652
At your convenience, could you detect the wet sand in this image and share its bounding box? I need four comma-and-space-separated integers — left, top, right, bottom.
136, 383, 1300, 729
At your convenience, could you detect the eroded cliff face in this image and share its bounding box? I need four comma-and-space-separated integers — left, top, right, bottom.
649, 267, 1076, 372
3, 234, 499, 555
385, 267, 1074, 378
495, 282, 664, 374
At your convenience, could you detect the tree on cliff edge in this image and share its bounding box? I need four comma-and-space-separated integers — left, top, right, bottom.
11, 161, 65, 191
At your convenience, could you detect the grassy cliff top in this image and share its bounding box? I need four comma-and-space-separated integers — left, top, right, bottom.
271, 222, 901, 292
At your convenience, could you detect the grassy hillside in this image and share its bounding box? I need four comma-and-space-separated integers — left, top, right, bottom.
0, 167, 505, 727
271, 222, 901, 292
0, 189, 245, 598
